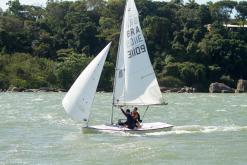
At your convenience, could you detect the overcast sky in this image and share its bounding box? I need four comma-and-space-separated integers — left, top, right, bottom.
0, 0, 238, 11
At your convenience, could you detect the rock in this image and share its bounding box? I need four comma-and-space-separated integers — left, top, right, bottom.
53, 88, 67, 92
209, 82, 234, 93
38, 87, 56, 92
38, 87, 67, 92
7, 87, 26, 92
160, 87, 196, 93
24, 89, 39, 92
178, 87, 196, 93
160, 87, 181, 93
236, 79, 247, 93
3, 87, 66, 92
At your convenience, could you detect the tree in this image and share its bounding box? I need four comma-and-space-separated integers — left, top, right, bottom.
1, 0, 247, 91
56, 51, 92, 89
199, 32, 247, 80
0, 53, 57, 89
0, 7, 3, 16
143, 16, 171, 57
163, 62, 207, 88
170, 0, 183, 6
236, 1, 247, 26
211, 0, 237, 24
85, 0, 106, 10
6, 0, 24, 18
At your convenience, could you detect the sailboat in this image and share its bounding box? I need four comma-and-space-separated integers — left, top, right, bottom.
62, 0, 173, 133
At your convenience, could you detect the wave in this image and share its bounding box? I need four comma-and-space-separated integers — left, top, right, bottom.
91, 125, 247, 137
146, 125, 247, 136
216, 109, 226, 112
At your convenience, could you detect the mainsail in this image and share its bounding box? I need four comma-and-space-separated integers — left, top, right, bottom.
113, 0, 163, 106
62, 43, 111, 121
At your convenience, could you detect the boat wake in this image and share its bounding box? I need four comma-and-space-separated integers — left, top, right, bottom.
81, 125, 247, 137
146, 125, 247, 136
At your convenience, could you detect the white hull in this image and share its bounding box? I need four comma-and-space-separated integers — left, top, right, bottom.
83, 122, 173, 134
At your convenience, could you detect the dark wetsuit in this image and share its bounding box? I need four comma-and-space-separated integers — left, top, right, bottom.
120, 109, 136, 129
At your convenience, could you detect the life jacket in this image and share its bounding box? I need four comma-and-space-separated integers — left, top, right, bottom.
131, 111, 138, 119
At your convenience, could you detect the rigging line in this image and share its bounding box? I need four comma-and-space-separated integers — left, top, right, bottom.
142, 106, 149, 123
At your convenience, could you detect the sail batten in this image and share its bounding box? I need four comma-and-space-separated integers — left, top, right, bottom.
62, 43, 111, 121
113, 0, 163, 106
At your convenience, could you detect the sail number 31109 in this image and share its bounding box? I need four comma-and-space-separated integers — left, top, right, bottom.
128, 44, 146, 58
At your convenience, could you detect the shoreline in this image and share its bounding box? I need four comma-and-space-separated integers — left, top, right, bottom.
1, 82, 246, 93
0, 87, 67, 93
1, 89, 245, 94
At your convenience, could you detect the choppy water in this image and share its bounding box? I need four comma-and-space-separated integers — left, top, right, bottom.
0, 93, 247, 165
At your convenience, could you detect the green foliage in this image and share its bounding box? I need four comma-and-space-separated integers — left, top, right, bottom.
56, 51, 92, 89
143, 16, 171, 54
208, 65, 222, 82
163, 62, 207, 87
98, 61, 114, 91
220, 75, 235, 87
0, 53, 57, 89
0, 0, 247, 91
159, 76, 184, 88
236, 1, 247, 26
210, 0, 237, 24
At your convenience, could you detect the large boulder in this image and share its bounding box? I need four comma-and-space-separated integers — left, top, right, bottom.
236, 79, 247, 93
209, 82, 234, 93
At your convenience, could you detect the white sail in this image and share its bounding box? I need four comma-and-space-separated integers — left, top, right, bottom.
62, 43, 111, 121
113, 0, 163, 106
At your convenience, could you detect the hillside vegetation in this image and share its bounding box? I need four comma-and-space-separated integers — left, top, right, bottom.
0, 0, 247, 91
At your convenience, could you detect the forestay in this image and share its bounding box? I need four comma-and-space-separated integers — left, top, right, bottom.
113, 0, 163, 106
62, 43, 111, 121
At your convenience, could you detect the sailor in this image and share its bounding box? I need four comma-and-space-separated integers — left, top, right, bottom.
132, 107, 142, 122
119, 107, 136, 129
131, 107, 142, 128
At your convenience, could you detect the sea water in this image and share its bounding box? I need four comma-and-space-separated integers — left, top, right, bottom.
0, 92, 247, 165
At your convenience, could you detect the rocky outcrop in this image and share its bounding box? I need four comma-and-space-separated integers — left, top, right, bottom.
236, 79, 247, 93
7, 87, 26, 92
0, 89, 6, 92
160, 87, 196, 93
38, 87, 66, 92
55, 88, 67, 92
209, 82, 234, 93
38, 87, 57, 92
160, 87, 180, 93
178, 87, 196, 93
23, 89, 39, 92
4, 87, 66, 92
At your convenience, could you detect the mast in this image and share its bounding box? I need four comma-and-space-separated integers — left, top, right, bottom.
110, 0, 128, 124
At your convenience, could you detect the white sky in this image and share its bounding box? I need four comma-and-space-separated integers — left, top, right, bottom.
0, 0, 239, 11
